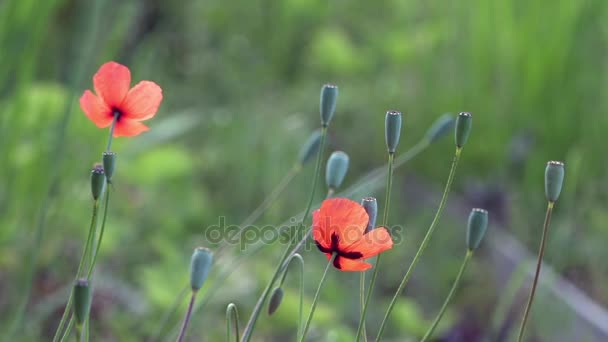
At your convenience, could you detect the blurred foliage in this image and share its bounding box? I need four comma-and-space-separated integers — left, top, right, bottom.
1, 0, 608, 340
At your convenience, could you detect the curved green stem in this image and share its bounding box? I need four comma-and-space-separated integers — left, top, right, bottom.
376, 147, 462, 341
176, 291, 197, 342
52, 200, 99, 342
517, 201, 554, 342
279, 253, 305, 340
240, 127, 327, 342
420, 250, 473, 342
226, 303, 240, 342
356, 152, 394, 341
298, 255, 334, 342
59, 316, 74, 342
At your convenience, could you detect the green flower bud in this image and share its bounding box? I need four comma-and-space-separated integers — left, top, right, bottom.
190, 247, 213, 291
297, 130, 323, 167
73, 279, 91, 326
545, 161, 565, 203
102, 152, 117, 183
325, 151, 349, 190
361, 197, 378, 233
466, 208, 488, 251
320, 84, 338, 127
455, 112, 472, 148
267, 287, 284, 315
90, 164, 105, 200
425, 114, 455, 144
385, 110, 402, 153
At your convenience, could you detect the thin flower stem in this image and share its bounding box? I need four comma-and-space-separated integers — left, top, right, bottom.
226, 303, 240, 342
87, 184, 111, 278
106, 115, 118, 151
176, 291, 197, 342
52, 200, 100, 342
59, 316, 75, 342
420, 250, 473, 342
298, 255, 335, 342
356, 152, 394, 341
359, 273, 367, 342
376, 147, 462, 341
240, 127, 327, 342
517, 201, 554, 342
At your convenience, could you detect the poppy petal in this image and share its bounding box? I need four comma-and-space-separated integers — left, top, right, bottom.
113, 119, 149, 137
80, 90, 113, 128
312, 209, 332, 250
314, 198, 369, 250
93, 61, 131, 107
120, 81, 163, 120
332, 256, 372, 272
342, 227, 393, 258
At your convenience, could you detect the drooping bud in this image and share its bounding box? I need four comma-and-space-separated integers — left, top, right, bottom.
320, 84, 338, 127
73, 279, 91, 326
267, 287, 284, 315
545, 161, 565, 203
90, 164, 105, 200
425, 114, 455, 144
325, 151, 349, 190
190, 247, 213, 291
455, 112, 472, 148
385, 110, 402, 153
466, 208, 488, 251
297, 130, 323, 167
361, 197, 378, 233
102, 152, 117, 183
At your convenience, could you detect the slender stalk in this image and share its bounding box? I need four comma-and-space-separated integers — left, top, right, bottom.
420, 250, 473, 342
106, 115, 117, 151
296, 254, 305, 341
176, 291, 197, 342
516, 201, 554, 342
298, 255, 334, 342
376, 147, 462, 341
86, 185, 110, 278
359, 273, 367, 342
240, 127, 327, 342
52, 200, 99, 342
356, 152, 394, 341
226, 303, 240, 342
59, 317, 74, 342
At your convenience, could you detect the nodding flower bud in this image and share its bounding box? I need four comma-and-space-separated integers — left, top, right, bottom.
91, 164, 105, 200
102, 152, 117, 183
425, 114, 455, 144
466, 208, 488, 251
325, 151, 349, 190
361, 197, 378, 233
320, 84, 338, 127
455, 112, 472, 148
385, 110, 402, 153
297, 130, 323, 167
190, 247, 213, 291
267, 287, 284, 315
73, 279, 91, 326
545, 161, 565, 203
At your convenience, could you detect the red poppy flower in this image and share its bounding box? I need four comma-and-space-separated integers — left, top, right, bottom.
312, 198, 393, 271
80, 61, 163, 137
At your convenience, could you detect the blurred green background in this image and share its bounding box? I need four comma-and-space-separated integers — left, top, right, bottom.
1, 0, 607, 341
